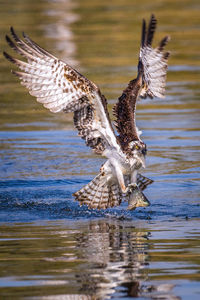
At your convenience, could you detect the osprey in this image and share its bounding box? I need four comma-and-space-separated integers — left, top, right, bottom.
4, 14, 170, 210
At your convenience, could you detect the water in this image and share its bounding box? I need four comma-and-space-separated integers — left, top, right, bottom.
0, 0, 200, 299
0, 219, 199, 299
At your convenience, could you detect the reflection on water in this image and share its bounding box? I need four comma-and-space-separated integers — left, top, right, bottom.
43, 0, 79, 66
0, 0, 200, 298
75, 221, 149, 299
1, 218, 198, 299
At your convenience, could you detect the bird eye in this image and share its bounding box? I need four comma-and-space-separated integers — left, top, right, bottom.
135, 145, 139, 150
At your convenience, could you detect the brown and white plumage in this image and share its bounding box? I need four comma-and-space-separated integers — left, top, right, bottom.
4, 27, 119, 156
73, 173, 122, 210
74, 173, 153, 210
114, 14, 170, 151
139, 14, 170, 99
4, 15, 169, 210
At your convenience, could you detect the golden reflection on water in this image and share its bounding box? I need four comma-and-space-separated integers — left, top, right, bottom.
1, 219, 198, 299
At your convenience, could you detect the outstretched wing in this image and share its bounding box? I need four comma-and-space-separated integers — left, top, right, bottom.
113, 78, 141, 150
139, 14, 170, 99
113, 14, 170, 149
4, 28, 120, 155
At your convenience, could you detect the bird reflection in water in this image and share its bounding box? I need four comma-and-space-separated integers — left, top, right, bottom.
74, 220, 149, 299
71, 220, 180, 300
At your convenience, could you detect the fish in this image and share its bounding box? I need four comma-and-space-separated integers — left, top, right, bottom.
127, 185, 150, 210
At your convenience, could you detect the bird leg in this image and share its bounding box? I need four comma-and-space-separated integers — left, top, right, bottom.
125, 170, 139, 194
111, 161, 134, 194
130, 170, 138, 189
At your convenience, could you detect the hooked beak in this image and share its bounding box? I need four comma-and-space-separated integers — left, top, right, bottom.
142, 148, 147, 156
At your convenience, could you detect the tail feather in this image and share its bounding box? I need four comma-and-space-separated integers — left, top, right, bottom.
74, 173, 153, 210
73, 174, 122, 209
108, 184, 122, 207
139, 14, 170, 99
137, 173, 154, 191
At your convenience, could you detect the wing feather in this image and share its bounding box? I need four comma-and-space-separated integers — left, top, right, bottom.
113, 14, 170, 149
4, 28, 120, 156
139, 14, 170, 99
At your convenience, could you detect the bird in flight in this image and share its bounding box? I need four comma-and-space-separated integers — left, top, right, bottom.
4, 14, 170, 210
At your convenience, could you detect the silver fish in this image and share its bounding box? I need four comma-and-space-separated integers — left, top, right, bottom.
127, 185, 150, 210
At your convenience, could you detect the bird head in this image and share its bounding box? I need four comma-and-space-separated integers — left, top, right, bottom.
129, 140, 147, 155
128, 140, 147, 167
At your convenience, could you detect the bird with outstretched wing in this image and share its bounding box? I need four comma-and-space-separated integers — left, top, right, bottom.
4, 14, 170, 210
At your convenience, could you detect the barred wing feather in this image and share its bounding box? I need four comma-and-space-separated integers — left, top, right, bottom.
4, 27, 119, 155
113, 15, 170, 150
139, 14, 170, 99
